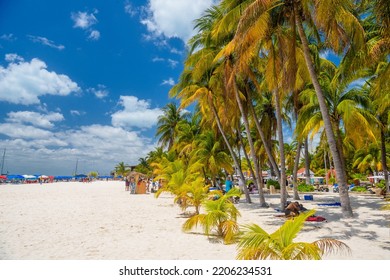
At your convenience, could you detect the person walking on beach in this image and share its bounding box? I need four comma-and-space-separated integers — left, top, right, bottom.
225, 175, 233, 193
129, 177, 136, 194
125, 177, 130, 191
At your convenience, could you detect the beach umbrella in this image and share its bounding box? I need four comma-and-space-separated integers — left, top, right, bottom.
0, 175, 6, 180
7, 174, 24, 180
22, 174, 37, 179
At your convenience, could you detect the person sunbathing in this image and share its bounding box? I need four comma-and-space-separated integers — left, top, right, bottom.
284, 201, 301, 217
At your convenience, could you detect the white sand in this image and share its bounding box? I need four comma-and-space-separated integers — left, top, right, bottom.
0, 180, 389, 260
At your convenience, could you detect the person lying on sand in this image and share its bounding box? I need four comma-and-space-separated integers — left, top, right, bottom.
285, 201, 301, 217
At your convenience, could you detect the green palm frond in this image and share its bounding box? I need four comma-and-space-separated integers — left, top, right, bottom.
237, 209, 350, 260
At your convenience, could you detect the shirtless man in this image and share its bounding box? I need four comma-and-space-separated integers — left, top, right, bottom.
284, 201, 301, 217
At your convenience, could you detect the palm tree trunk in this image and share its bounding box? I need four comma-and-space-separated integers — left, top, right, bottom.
234, 81, 267, 207
293, 141, 302, 200
294, 9, 353, 217
210, 101, 252, 203
274, 88, 288, 210
304, 137, 311, 185
247, 90, 281, 179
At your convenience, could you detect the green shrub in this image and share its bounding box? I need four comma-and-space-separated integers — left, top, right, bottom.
350, 186, 367, 192
377, 180, 385, 189
297, 183, 315, 192
266, 179, 280, 190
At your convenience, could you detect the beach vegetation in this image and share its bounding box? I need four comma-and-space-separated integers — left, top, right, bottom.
297, 183, 315, 193
88, 171, 98, 178
236, 210, 350, 260
182, 187, 241, 244
115, 162, 130, 178
134, 0, 389, 218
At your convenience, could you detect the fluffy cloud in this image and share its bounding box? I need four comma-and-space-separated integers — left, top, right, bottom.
71, 10, 100, 41
111, 96, 163, 129
87, 84, 109, 99
5, 111, 64, 129
71, 11, 98, 29
0, 123, 156, 175
0, 123, 53, 139
141, 0, 218, 43
0, 55, 80, 105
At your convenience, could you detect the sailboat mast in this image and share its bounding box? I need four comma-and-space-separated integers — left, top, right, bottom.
74, 158, 78, 176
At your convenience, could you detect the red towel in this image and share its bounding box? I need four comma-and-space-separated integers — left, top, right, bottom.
306, 216, 327, 222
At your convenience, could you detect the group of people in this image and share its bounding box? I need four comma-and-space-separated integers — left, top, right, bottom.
125, 176, 137, 194
124, 177, 162, 194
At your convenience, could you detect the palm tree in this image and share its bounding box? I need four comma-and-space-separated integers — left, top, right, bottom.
192, 130, 234, 184
156, 102, 190, 151
170, 8, 252, 203
236, 209, 350, 260
298, 59, 377, 180
223, 0, 366, 217
115, 162, 130, 178
182, 187, 242, 244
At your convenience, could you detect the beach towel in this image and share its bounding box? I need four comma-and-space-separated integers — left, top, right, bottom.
317, 202, 341, 207
306, 216, 327, 222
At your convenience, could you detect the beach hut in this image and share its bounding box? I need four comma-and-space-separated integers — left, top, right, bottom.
297, 168, 314, 177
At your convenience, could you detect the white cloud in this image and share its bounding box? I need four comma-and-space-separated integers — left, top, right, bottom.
0, 33, 16, 41
6, 111, 64, 129
152, 56, 178, 68
88, 85, 109, 99
124, 1, 138, 17
161, 77, 175, 86
27, 35, 65, 50
70, 110, 85, 116
88, 30, 100, 40
5, 53, 24, 62
0, 123, 53, 139
0, 123, 157, 175
0, 54, 80, 105
167, 59, 178, 68
141, 0, 218, 43
71, 11, 98, 29
71, 10, 100, 41
111, 96, 163, 129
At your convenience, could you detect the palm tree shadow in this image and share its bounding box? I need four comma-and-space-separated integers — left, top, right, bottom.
184, 231, 225, 244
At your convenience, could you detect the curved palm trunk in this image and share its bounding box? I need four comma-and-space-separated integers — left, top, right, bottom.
304, 137, 311, 185
247, 90, 281, 179
234, 82, 267, 207
274, 88, 288, 210
292, 141, 302, 200
210, 101, 252, 203
294, 9, 353, 217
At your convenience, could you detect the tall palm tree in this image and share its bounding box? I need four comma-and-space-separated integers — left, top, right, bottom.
298, 59, 377, 180
156, 102, 190, 151
236, 209, 350, 260
222, 0, 366, 217
170, 8, 252, 203
115, 161, 130, 178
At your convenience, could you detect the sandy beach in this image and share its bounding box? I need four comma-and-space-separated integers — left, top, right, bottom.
0, 180, 389, 260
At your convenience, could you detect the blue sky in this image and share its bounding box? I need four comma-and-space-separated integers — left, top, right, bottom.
0, 0, 218, 175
